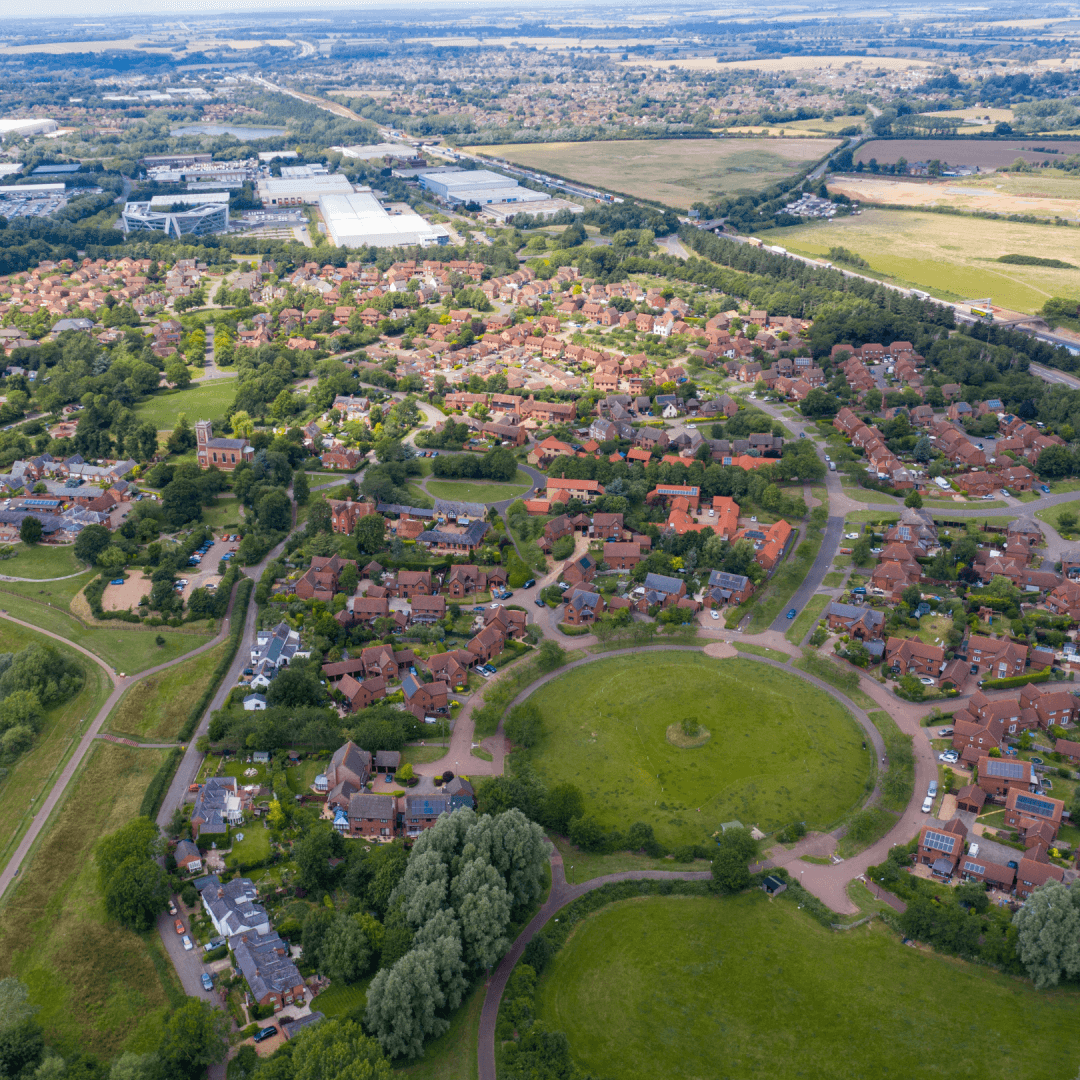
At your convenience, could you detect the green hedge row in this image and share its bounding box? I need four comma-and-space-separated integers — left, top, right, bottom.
981, 671, 1052, 690
177, 577, 254, 743
139, 747, 183, 820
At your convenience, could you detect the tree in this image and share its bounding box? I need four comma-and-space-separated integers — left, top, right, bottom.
108, 1052, 161, 1080
288, 1018, 393, 1080
165, 359, 192, 390
162, 478, 202, 527
18, 516, 42, 545
912, 436, 933, 463
354, 514, 387, 555
158, 999, 229, 1080
255, 489, 291, 531
542, 782, 584, 835
504, 701, 543, 748
711, 846, 751, 894
294, 825, 336, 893
954, 881, 990, 913
904, 489, 923, 509
1037, 445, 1074, 480
1057, 508, 1078, 532
306, 496, 333, 536
230, 411, 255, 439
318, 914, 373, 984
266, 662, 325, 708
74, 523, 111, 565
901, 583, 922, 611
537, 640, 565, 673
97, 819, 169, 931
0, 1019, 44, 1079
0, 977, 38, 1032
1013, 879, 1080, 988
799, 388, 838, 418
293, 468, 310, 506
851, 537, 872, 566
451, 858, 512, 969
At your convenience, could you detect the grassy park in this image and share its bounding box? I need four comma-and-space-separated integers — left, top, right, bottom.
0, 544, 86, 579
467, 137, 839, 209
525, 653, 870, 845
534, 894, 1079, 1080
425, 476, 533, 504
0, 742, 182, 1060
132, 379, 236, 430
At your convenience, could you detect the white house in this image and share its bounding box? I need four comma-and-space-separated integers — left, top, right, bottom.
243, 693, 267, 711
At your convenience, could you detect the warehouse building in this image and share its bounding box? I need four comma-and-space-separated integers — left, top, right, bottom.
121, 192, 229, 238
256, 174, 353, 207
0, 118, 59, 140
319, 189, 449, 248
417, 168, 550, 206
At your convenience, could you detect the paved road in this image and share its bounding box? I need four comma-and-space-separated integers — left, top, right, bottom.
770, 511, 844, 632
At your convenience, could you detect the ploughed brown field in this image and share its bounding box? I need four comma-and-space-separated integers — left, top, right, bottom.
855, 137, 1080, 169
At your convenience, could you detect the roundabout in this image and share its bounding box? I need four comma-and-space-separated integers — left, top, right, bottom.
522, 652, 873, 847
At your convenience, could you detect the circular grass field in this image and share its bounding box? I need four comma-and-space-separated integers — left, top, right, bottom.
525, 653, 870, 846
532, 895, 1078, 1080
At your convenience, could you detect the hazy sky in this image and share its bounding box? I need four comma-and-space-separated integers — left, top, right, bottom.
2, 0, 527, 18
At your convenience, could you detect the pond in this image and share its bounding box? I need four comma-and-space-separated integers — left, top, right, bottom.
171, 124, 287, 140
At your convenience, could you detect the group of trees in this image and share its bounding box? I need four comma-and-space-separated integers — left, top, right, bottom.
430, 446, 517, 482
0, 644, 84, 762
96, 819, 170, 933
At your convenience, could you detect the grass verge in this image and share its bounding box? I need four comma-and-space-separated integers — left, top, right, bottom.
785, 594, 829, 645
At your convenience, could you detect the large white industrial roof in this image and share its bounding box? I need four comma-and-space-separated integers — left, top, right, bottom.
319, 191, 448, 248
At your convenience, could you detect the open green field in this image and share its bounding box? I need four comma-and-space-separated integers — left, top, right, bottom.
1035, 499, 1080, 536
0, 742, 182, 1060
467, 138, 839, 210
425, 474, 533, 504
0, 622, 110, 874
0, 575, 215, 673
535, 894, 1080, 1080
132, 379, 236, 430
104, 641, 228, 741
0, 544, 85, 579
525, 653, 870, 845
764, 208, 1080, 315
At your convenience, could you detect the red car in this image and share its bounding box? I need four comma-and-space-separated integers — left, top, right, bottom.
175, 919, 185, 935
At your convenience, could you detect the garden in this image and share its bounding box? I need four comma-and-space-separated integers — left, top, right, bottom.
523, 653, 872, 847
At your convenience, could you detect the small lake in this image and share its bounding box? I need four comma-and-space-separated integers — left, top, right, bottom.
171, 124, 287, 140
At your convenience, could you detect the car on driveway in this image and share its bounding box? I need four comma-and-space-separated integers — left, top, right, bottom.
175, 919, 185, 934
182, 935, 193, 951
534, 597, 546, 607
109, 578, 124, 586
710, 610, 719, 620
254, 1026, 277, 1043
201, 973, 214, 992
937, 727, 953, 737
921, 796, 934, 813
939, 751, 959, 764
168, 901, 177, 916
786, 608, 798, 620
919, 677, 935, 686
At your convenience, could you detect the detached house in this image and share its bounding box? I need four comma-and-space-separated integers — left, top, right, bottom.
885, 638, 945, 678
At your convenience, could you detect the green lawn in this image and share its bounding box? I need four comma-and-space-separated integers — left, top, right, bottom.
104, 642, 229, 741
314, 977, 371, 1020
534, 894, 1080, 1080
0, 623, 110, 875
132, 379, 237, 430
525, 653, 870, 846
401, 745, 450, 766
785, 594, 829, 645
549, 834, 712, 881
0, 544, 86, 579
0, 577, 215, 673
0, 743, 182, 1061
844, 511, 900, 525
198, 496, 242, 532
425, 472, 534, 505
1035, 500, 1080, 537
822, 572, 846, 588
732, 643, 791, 663
226, 824, 272, 869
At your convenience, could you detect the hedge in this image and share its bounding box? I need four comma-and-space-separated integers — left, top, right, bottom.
980, 671, 1052, 691
139, 747, 183, 820
177, 577, 254, 742
557, 623, 589, 636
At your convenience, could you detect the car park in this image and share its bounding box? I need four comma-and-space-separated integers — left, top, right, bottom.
921, 796, 933, 813
254, 1026, 277, 1043
201, 973, 214, 991
182, 935, 193, 951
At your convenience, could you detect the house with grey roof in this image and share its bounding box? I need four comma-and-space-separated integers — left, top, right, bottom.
230, 929, 305, 1011
174, 839, 202, 874
199, 876, 270, 938
706, 570, 752, 607
250, 621, 302, 669
190, 776, 244, 838
643, 572, 686, 608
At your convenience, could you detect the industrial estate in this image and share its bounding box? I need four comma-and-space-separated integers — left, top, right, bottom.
4, 2, 1080, 1079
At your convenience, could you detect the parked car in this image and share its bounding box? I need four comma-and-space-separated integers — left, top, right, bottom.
168, 901, 177, 915
182, 935, 193, 951
1041, 484, 1051, 494
937, 727, 953, 737
939, 751, 959, 764
201, 973, 214, 992
786, 608, 798, 620
254, 1026, 277, 1043
534, 597, 546, 607
109, 578, 124, 586
1000, 489, 1010, 497
523, 579, 535, 589
175, 919, 185, 935
921, 796, 933, 813
205, 937, 224, 951
481, 664, 497, 676
919, 677, 935, 686
928, 780, 939, 798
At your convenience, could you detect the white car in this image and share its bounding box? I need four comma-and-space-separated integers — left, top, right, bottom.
919, 677, 935, 686
939, 752, 959, 764
710, 610, 719, 620
921, 796, 933, 813
182, 935, 193, 951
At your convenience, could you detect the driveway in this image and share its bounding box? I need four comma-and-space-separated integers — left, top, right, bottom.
156, 906, 222, 1006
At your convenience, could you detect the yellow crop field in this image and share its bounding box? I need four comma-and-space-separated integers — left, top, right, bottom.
467, 137, 839, 209
762, 208, 1080, 314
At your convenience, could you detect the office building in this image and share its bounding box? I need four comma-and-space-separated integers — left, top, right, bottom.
121, 192, 229, 238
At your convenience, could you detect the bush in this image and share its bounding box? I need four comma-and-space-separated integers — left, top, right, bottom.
138, 747, 183, 820
181, 882, 198, 906
204, 945, 228, 962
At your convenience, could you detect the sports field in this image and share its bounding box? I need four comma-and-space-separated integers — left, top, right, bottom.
132, 379, 236, 431
535, 894, 1080, 1080
524, 653, 869, 845
766, 209, 1080, 313
466, 138, 839, 209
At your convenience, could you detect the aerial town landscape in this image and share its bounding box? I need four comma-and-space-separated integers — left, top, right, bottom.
7, 0, 1080, 1077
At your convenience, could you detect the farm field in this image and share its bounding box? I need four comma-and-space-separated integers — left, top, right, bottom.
0, 543, 85, 579
465, 138, 840, 209
524, 653, 870, 846
0, 742, 182, 1061
854, 136, 1080, 169
766, 209, 1080, 313
103, 641, 229, 741
0, 622, 110, 874
534, 894, 1080, 1080
0, 573, 215, 673
829, 174, 1080, 222
132, 379, 236, 430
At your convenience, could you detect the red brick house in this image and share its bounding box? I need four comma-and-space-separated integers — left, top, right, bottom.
885, 638, 945, 678
345, 792, 397, 840
916, 817, 967, 877
467, 623, 505, 664
401, 675, 449, 720
1015, 856, 1065, 899
976, 755, 1038, 799
392, 570, 432, 599
338, 674, 387, 711
330, 498, 376, 534
602, 542, 644, 570
562, 553, 596, 586
1004, 788, 1064, 839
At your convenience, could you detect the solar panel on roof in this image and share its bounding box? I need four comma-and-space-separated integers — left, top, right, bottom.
1015, 794, 1056, 818
987, 759, 1025, 778
963, 860, 986, 874
923, 830, 956, 853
